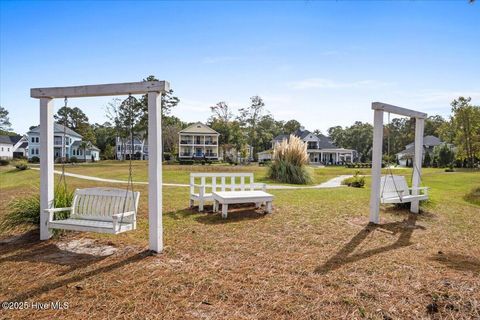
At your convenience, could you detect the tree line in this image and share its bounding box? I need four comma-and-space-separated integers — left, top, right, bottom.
0, 84, 478, 167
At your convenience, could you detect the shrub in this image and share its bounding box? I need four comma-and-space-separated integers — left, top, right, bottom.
0, 159, 10, 166
464, 187, 480, 206
445, 163, 455, 172
342, 171, 365, 188
268, 135, 311, 184
0, 186, 74, 232
179, 159, 194, 165
29, 156, 40, 163
69, 156, 78, 163
15, 162, 29, 171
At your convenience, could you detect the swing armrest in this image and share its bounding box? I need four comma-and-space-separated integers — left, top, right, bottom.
408, 187, 429, 195
112, 211, 136, 231
112, 211, 136, 219
44, 207, 72, 222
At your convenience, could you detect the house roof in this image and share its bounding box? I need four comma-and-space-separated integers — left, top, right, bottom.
179, 122, 219, 135
396, 145, 426, 157
292, 129, 311, 140
317, 134, 337, 149
27, 123, 83, 138
405, 135, 442, 149
0, 136, 12, 144
0, 135, 23, 145
272, 131, 338, 149
19, 142, 28, 149
71, 140, 100, 151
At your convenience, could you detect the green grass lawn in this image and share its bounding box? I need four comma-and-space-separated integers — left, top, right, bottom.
19, 160, 446, 186
0, 162, 479, 319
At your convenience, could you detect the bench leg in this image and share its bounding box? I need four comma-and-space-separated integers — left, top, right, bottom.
266, 201, 272, 213
222, 204, 228, 219
190, 199, 194, 208
213, 200, 218, 212
255, 202, 261, 209
199, 200, 204, 212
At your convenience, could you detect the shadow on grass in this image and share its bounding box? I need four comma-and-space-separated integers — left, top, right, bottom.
0, 229, 41, 256
0, 230, 110, 276
8, 250, 153, 302
166, 204, 267, 225
315, 214, 425, 274
430, 253, 480, 274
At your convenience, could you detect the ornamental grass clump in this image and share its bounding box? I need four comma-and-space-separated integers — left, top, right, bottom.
0, 186, 74, 232
268, 135, 311, 184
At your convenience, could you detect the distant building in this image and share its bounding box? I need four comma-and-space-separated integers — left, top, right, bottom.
396, 135, 451, 167
270, 127, 357, 164
0, 135, 27, 160
178, 122, 220, 160
221, 144, 254, 163
27, 123, 100, 161
116, 137, 148, 160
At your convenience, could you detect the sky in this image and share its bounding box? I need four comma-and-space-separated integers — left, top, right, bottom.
1, 1, 479, 135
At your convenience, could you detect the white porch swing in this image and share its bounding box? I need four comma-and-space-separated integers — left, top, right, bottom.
32, 81, 168, 252
369, 102, 430, 224
379, 112, 429, 205
45, 95, 140, 234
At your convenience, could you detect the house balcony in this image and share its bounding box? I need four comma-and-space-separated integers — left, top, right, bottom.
204, 141, 218, 145
180, 140, 193, 145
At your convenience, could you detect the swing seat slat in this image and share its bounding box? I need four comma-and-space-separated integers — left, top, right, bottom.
45, 187, 140, 234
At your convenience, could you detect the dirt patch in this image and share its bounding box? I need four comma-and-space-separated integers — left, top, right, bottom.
56, 238, 118, 257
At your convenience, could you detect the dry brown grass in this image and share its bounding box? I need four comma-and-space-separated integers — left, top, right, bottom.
0, 167, 479, 319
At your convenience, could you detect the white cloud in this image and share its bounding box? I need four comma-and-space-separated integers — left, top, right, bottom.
290, 78, 394, 90
414, 90, 480, 104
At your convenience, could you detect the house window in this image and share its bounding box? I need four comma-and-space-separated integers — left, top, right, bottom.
31, 137, 35, 143
1, 147, 3, 151
7, 148, 10, 152
36, 137, 39, 143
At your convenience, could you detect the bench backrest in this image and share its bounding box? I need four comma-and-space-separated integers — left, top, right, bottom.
380, 175, 409, 199
71, 187, 140, 221
190, 172, 256, 194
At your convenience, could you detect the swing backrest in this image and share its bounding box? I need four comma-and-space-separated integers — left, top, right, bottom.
380, 175, 409, 199
70, 187, 140, 221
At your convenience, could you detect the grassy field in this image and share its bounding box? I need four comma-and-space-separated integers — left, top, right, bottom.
0, 162, 479, 319
26, 160, 418, 185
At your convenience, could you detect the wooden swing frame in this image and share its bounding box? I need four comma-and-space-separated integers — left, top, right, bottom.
369, 102, 427, 224
31, 81, 169, 253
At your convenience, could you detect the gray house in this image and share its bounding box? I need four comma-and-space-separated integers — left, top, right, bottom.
396, 135, 447, 166
268, 127, 357, 164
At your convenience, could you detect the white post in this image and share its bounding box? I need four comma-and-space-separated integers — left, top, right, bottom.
148, 91, 163, 252
411, 117, 424, 213
40, 98, 54, 240
369, 109, 384, 224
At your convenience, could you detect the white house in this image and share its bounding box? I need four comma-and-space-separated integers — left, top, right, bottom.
116, 136, 148, 160
396, 135, 449, 167
27, 123, 100, 161
271, 128, 357, 165
0, 135, 28, 159
179, 122, 220, 160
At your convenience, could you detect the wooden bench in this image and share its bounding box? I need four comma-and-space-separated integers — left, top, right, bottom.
45, 187, 140, 234
190, 173, 266, 211
380, 175, 429, 204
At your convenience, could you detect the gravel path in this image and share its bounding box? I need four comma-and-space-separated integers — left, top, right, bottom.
31, 168, 351, 190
